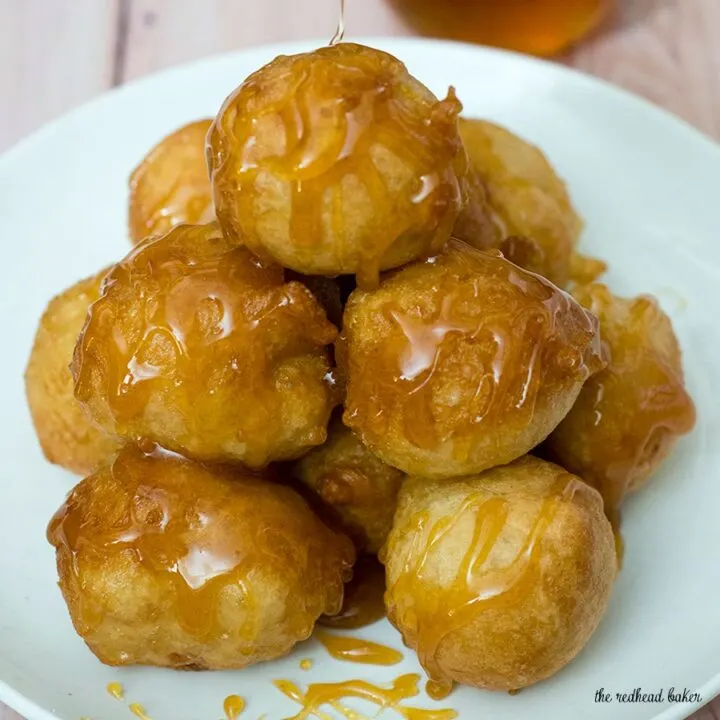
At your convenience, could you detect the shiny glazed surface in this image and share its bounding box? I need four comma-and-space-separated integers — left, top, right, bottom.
342, 239, 605, 478
46, 444, 354, 669
129, 120, 215, 245
545, 283, 696, 527
72, 223, 338, 467
208, 43, 467, 287
383, 456, 617, 692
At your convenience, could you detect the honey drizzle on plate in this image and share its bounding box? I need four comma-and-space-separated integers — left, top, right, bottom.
129, 703, 152, 720
316, 631, 403, 666
273, 673, 457, 719
107, 682, 124, 700
390, 472, 581, 692
223, 694, 246, 719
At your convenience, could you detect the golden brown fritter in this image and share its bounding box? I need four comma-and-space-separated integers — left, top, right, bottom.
458, 118, 582, 286
47, 445, 354, 669
341, 239, 605, 478
129, 119, 214, 244
383, 456, 616, 693
291, 417, 405, 553
25, 272, 122, 475
208, 43, 467, 288
72, 223, 338, 468
545, 283, 696, 526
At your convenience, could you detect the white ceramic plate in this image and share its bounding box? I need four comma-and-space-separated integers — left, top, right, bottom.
1, 36, 719, 720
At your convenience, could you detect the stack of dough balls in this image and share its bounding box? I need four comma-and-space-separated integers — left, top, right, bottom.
26, 43, 695, 693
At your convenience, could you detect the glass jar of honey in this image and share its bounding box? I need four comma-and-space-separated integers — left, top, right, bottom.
388, 0, 612, 57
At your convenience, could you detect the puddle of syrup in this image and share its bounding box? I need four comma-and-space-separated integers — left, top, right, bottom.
107, 682, 124, 701
223, 694, 246, 720
300, 658, 314, 671
319, 554, 386, 629
316, 631, 402, 666
425, 680, 453, 701
129, 703, 152, 720
274, 673, 457, 720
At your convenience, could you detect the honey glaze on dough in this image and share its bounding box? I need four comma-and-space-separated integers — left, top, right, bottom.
209, 44, 465, 288
273, 673, 458, 719
392, 472, 581, 696
344, 242, 604, 463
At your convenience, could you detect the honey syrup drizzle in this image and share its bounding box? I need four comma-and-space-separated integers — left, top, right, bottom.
273, 673, 457, 719
210, 44, 464, 288
129, 703, 152, 720
223, 694, 246, 719
107, 682, 124, 700
391, 472, 581, 692
315, 631, 403, 666
346, 243, 604, 456
330, 0, 345, 45
72, 224, 336, 461
47, 448, 276, 643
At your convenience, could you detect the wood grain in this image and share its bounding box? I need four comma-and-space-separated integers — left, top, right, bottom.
121, 0, 410, 82
0, 0, 119, 152
568, 0, 720, 138
1, 0, 719, 718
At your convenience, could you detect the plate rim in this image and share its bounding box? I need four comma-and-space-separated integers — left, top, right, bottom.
1, 35, 717, 720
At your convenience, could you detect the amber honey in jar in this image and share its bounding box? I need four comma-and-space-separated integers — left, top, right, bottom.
388, 0, 612, 56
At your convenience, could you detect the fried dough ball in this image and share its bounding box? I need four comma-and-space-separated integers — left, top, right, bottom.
458, 118, 582, 286
208, 43, 467, 288
545, 284, 696, 526
72, 224, 338, 468
47, 445, 354, 669
383, 456, 616, 693
291, 416, 405, 553
25, 272, 122, 475
129, 119, 214, 244
341, 239, 605, 478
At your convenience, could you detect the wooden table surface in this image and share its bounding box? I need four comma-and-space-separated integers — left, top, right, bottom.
1, 0, 718, 718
